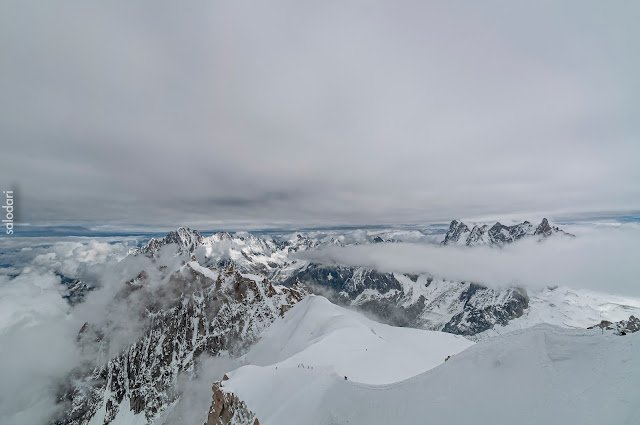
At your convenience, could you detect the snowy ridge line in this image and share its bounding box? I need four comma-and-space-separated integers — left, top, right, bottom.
341, 323, 584, 391
214, 312, 640, 425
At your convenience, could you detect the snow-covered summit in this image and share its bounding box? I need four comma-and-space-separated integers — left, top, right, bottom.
132, 226, 204, 255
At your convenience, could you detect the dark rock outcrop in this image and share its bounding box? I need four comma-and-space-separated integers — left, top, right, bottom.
205, 382, 258, 425
441, 285, 529, 335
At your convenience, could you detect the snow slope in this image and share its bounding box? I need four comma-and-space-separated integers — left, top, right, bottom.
221, 296, 473, 422
239, 296, 473, 383
473, 286, 640, 340
223, 323, 640, 425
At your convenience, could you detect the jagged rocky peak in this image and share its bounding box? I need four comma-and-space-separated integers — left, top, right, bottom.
286, 234, 320, 252
441, 219, 471, 245
134, 226, 204, 256
372, 235, 400, 243
442, 218, 572, 246
534, 217, 552, 236
211, 231, 234, 242
484, 221, 534, 245
166, 226, 203, 247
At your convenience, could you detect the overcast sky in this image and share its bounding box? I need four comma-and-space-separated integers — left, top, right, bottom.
1, 1, 638, 229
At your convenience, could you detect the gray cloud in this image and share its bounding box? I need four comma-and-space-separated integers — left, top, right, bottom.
0, 1, 639, 227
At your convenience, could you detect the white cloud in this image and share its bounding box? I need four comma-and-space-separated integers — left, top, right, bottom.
295, 223, 640, 297
0, 238, 137, 424
0, 269, 78, 424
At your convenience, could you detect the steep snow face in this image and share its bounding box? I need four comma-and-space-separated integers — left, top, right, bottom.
441, 218, 573, 246
220, 324, 640, 425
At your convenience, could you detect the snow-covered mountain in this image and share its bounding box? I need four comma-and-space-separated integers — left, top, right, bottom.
126, 228, 535, 336
209, 300, 640, 425
441, 218, 573, 246
54, 261, 309, 425
205, 296, 474, 424
278, 264, 529, 335
122, 225, 638, 341
11, 222, 638, 425
133, 227, 205, 255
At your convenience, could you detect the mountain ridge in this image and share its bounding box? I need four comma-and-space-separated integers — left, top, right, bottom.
441, 218, 574, 246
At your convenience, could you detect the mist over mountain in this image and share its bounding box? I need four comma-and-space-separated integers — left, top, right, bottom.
2, 1, 639, 424
1, 219, 639, 424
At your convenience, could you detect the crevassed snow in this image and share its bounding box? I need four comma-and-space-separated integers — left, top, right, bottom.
224, 322, 640, 425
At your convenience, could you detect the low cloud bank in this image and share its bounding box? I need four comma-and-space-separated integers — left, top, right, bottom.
295, 223, 640, 297
0, 238, 153, 424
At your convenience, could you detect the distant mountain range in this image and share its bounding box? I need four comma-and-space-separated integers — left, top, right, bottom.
50, 220, 640, 425
441, 218, 573, 246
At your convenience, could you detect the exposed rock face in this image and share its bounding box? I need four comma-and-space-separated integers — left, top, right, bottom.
280, 264, 529, 335
441, 285, 529, 335
534, 217, 573, 238
441, 218, 573, 246
205, 382, 258, 425
534, 218, 553, 236
441, 220, 471, 245
282, 264, 403, 299
55, 263, 308, 425
588, 315, 640, 334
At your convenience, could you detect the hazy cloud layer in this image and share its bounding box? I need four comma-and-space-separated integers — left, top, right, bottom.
1, 1, 639, 227
296, 223, 640, 297
0, 238, 149, 424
